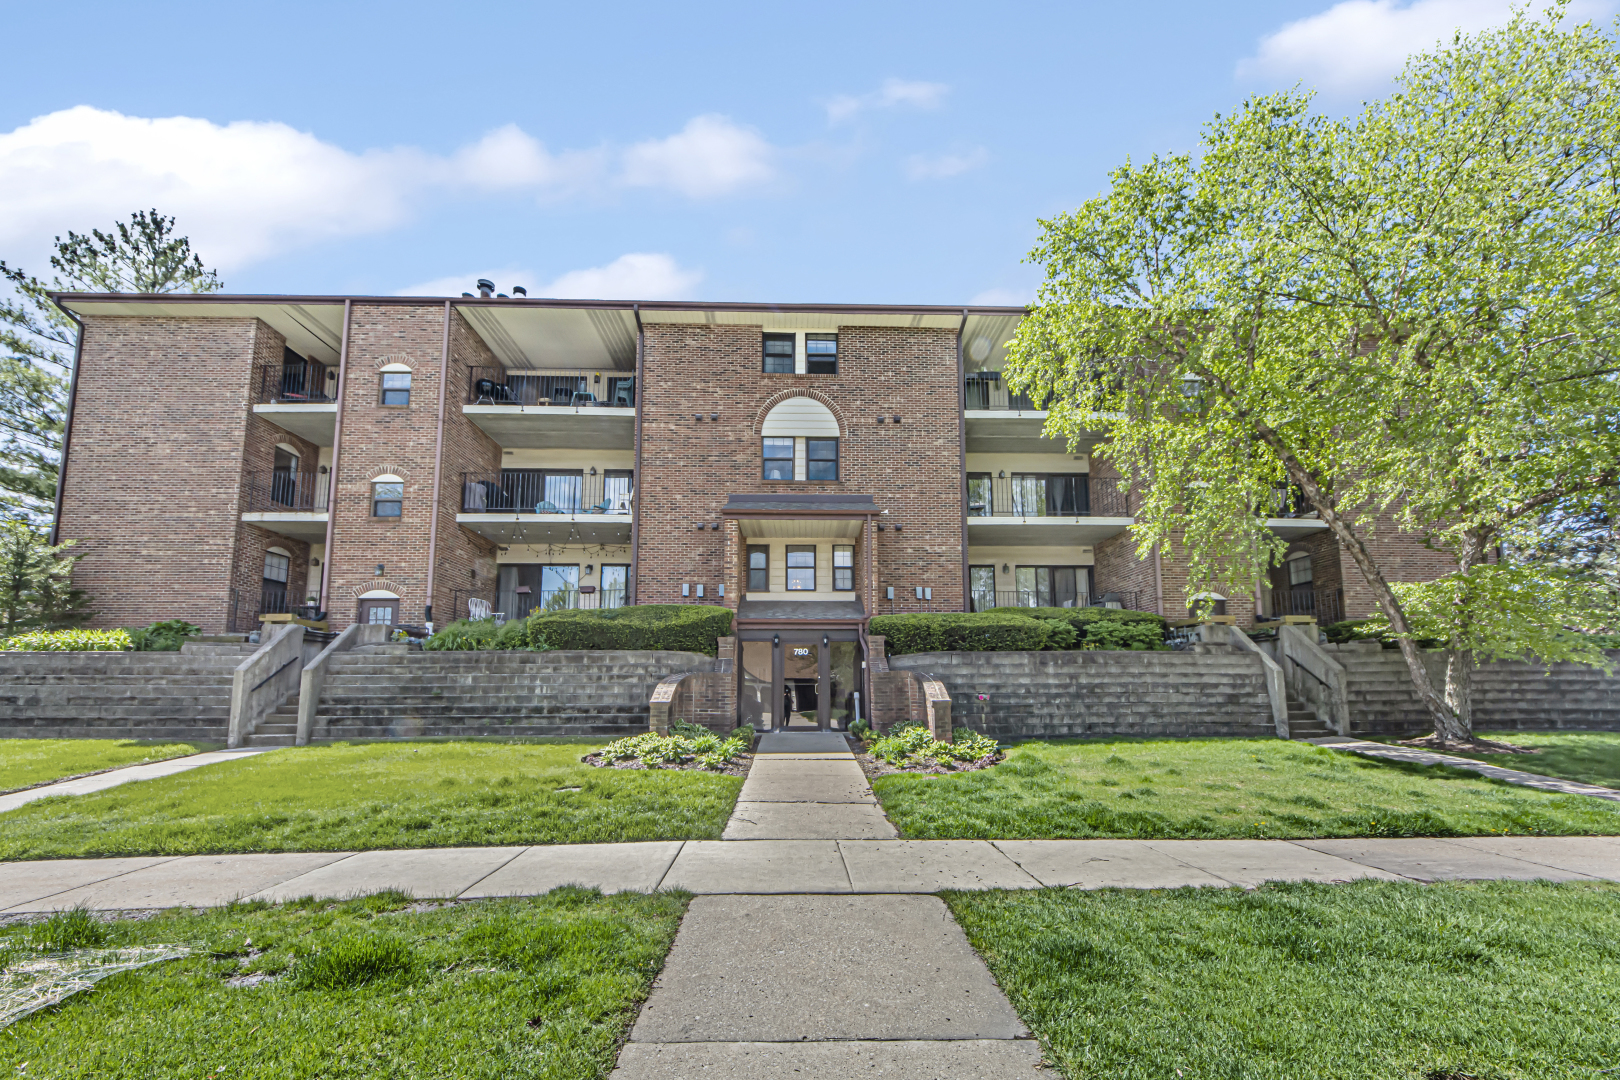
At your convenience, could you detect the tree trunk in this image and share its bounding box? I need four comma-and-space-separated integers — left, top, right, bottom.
1253, 427, 1464, 740
1443, 649, 1473, 734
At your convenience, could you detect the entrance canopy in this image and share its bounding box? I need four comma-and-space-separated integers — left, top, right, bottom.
722, 492, 875, 540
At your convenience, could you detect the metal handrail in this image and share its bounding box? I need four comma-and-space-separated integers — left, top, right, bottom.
467, 366, 635, 408
243, 471, 329, 513
967, 474, 1130, 518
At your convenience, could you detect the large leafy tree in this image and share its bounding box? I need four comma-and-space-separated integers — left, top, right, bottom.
1005, 4, 1620, 749
0, 210, 222, 521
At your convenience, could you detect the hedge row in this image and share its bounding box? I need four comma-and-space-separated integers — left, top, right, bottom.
425, 604, 733, 656
871, 606, 1169, 656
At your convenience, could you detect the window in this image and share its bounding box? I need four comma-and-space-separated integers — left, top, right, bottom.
262, 550, 290, 615
1011, 474, 1044, 517
1008, 474, 1089, 517
1014, 566, 1089, 608
1287, 551, 1313, 586
969, 565, 997, 611
599, 564, 630, 608
833, 545, 854, 591
763, 438, 794, 481
763, 333, 795, 374
271, 447, 300, 507
602, 470, 634, 513
372, 480, 403, 517
786, 545, 816, 591
380, 371, 411, 406
967, 473, 992, 516
806, 333, 837, 375
806, 438, 838, 481
747, 545, 770, 591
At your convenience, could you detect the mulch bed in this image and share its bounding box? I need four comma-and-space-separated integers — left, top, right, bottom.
579, 751, 753, 777
854, 750, 1003, 780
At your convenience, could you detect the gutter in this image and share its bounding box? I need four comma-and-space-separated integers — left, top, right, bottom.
318, 300, 353, 616
48, 308, 86, 545
423, 300, 452, 629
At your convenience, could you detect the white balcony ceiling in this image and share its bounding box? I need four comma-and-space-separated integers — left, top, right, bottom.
1266, 518, 1331, 541
241, 511, 328, 542
964, 413, 1106, 455
462, 405, 635, 450
966, 516, 1132, 546
456, 513, 632, 545
736, 518, 866, 539
60, 298, 346, 363
458, 305, 638, 371
252, 404, 336, 445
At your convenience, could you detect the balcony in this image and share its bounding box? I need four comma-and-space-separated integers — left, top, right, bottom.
252, 360, 337, 443
1262, 585, 1344, 625
240, 471, 328, 541
969, 587, 1149, 614
456, 468, 633, 545
1261, 484, 1331, 541
462, 367, 635, 450
965, 474, 1132, 546
449, 586, 628, 622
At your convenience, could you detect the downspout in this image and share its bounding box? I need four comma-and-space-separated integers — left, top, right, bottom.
956, 310, 969, 611
862, 511, 874, 726
629, 304, 644, 606
1153, 541, 1164, 617
318, 300, 353, 616
423, 300, 452, 629
48, 308, 87, 545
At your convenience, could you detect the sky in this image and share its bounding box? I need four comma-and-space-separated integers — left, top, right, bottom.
1, 0, 1612, 306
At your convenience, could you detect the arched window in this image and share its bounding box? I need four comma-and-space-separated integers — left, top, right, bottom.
760, 398, 840, 482
1189, 591, 1227, 619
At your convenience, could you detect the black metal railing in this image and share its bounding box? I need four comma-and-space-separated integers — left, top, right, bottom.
243, 471, 329, 513
1263, 484, 1315, 518
467, 367, 635, 408
494, 586, 628, 619
1267, 586, 1343, 625
460, 470, 632, 514
966, 474, 1131, 518
256, 360, 336, 404
969, 588, 1146, 614
964, 372, 1041, 412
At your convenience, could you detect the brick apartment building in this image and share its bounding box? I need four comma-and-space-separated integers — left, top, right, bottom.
49, 289, 1449, 730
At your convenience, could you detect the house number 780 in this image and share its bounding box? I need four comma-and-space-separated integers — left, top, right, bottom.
792, 648, 810, 656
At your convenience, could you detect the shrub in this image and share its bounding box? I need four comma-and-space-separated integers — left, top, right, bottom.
1323, 619, 1442, 650
597, 728, 749, 770
1, 627, 132, 652
125, 619, 201, 652
870, 611, 1055, 655
525, 604, 732, 655
1080, 620, 1167, 651
293, 933, 417, 990
870, 723, 1000, 766
422, 617, 534, 652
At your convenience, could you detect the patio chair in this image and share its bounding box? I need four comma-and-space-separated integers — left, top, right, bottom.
585, 498, 614, 514
535, 500, 560, 514
468, 597, 493, 620
572, 391, 597, 407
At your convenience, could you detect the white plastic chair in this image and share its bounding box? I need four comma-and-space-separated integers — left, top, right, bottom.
468, 597, 492, 620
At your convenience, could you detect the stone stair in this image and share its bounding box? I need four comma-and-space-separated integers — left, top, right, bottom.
293, 650, 715, 741
1285, 697, 1333, 739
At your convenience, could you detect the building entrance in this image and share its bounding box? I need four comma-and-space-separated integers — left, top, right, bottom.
738, 630, 862, 731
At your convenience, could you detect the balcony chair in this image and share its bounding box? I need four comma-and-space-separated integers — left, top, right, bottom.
535, 500, 561, 514
613, 390, 633, 407
473, 378, 513, 405
585, 498, 614, 514
571, 391, 597, 406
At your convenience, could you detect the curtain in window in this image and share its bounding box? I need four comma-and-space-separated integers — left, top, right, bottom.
967, 475, 992, 516
969, 566, 996, 611
1011, 475, 1045, 517
1046, 475, 1090, 515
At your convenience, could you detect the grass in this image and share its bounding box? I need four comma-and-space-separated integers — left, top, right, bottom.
1434, 729, 1620, 790
0, 886, 688, 1079
945, 880, 1620, 1079
870, 737, 1620, 839
0, 738, 215, 794
0, 740, 743, 860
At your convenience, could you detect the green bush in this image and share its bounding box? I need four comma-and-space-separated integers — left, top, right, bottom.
525, 605, 732, 655
1, 627, 132, 652
421, 617, 534, 652
870, 610, 1056, 655
597, 728, 749, 770
872, 606, 1167, 655
1323, 619, 1443, 650
870, 723, 1000, 766
124, 619, 202, 652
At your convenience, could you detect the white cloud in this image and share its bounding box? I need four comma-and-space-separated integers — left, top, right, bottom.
619, 115, 775, 198
399, 253, 702, 301
970, 287, 1031, 307
1237, 0, 1616, 94
826, 78, 949, 123
905, 147, 989, 181
0, 107, 775, 274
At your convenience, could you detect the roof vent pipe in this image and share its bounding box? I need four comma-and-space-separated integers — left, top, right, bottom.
476, 279, 495, 297
512, 286, 528, 297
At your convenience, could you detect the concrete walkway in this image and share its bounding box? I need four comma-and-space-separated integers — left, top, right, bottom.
0, 748, 278, 815
1311, 737, 1620, 802
723, 730, 898, 840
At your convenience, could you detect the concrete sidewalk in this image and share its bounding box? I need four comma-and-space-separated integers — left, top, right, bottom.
0, 748, 278, 815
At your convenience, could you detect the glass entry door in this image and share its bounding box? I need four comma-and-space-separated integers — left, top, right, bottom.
738, 631, 863, 731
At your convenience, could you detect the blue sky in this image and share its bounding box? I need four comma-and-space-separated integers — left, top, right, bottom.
2, 0, 1608, 304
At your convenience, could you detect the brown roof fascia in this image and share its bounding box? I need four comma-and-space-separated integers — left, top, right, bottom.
720, 508, 881, 519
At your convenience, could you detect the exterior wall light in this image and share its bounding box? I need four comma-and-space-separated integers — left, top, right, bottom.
375, 564, 384, 577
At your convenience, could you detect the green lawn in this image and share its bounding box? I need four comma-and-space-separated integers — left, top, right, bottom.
0, 738, 214, 793
1438, 729, 1620, 790
871, 737, 1620, 839
0, 887, 687, 1080
0, 741, 743, 860
946, 880, 1620, 1079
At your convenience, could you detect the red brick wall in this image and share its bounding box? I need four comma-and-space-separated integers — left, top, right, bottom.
57, 316, 262, 633
324, 304, 449, 630
1338, 509, 1457, 621
635, 323, 964, 610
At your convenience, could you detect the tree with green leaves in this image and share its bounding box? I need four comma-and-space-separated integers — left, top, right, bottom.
1005, 3, 1620, 749
0, 210, 223, 521
0, 520, 91, 634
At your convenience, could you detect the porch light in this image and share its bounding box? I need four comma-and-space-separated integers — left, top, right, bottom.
375, 564, 384, 576
585, 565, 594, 575
822, 634, 829, 647
876, 415, 885, 423
589, 466, 597, 476
892, 415, 901, 424
1002, 564, 1009, 574
998, 470, 1006, 479
593, 372, 600, 383
893, 524, 902, 531
773, 634, 779, 646
710, 413, 718, 421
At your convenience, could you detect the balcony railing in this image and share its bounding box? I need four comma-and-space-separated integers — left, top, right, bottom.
969, 588, 1146, 613
255, 360, 336, 404
243, 471, 329, 513
967, 475, 1131, 518
964, 372, 1041, 412
461, 470, 632, 515
1266, 585, 1344, 625
495, 587, 628, 620
467, 367, 635, 408
1264, 484, 1316, 518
